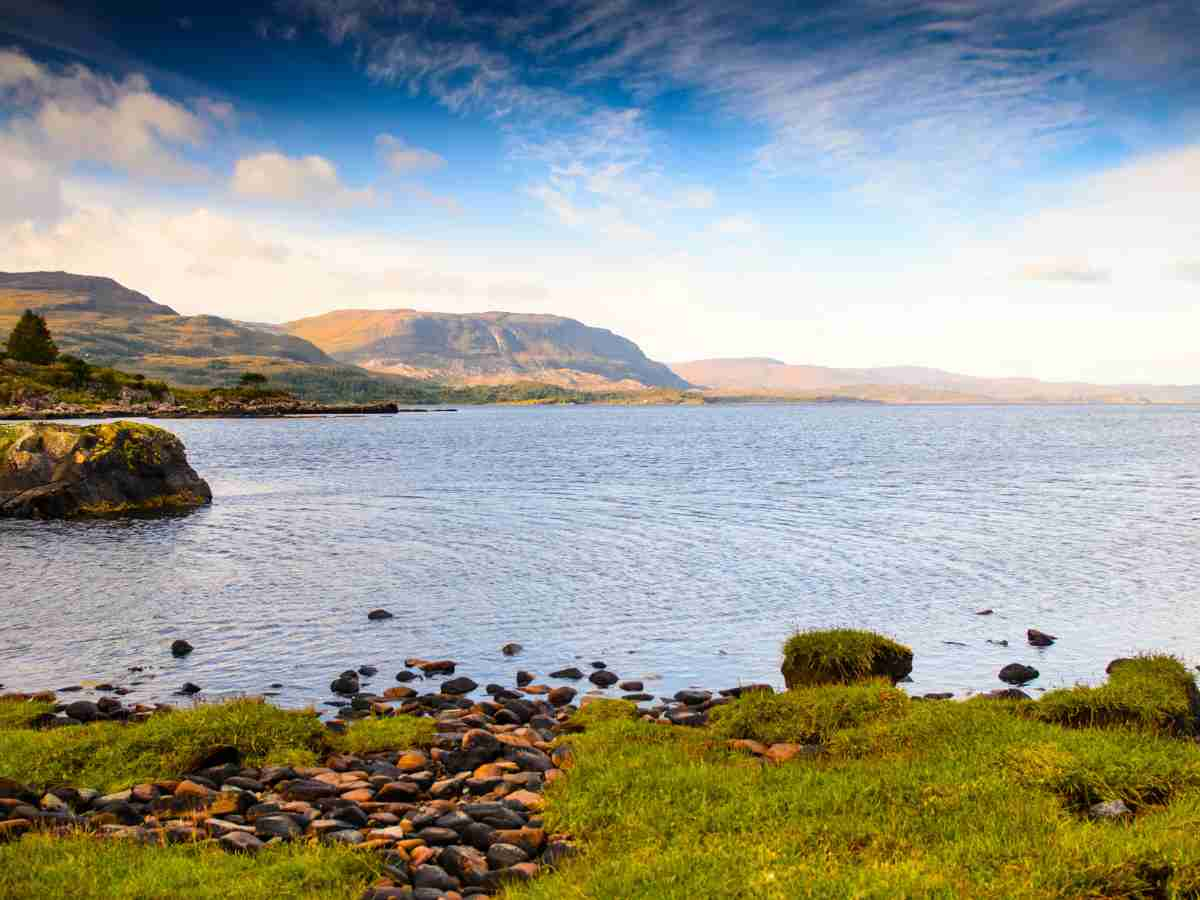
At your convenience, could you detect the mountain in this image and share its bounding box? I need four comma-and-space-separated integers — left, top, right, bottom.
283, 309, 691, 390
670, 358, 1200, 403
0, 272, 413, 402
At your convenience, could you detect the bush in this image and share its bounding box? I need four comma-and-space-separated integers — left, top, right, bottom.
781, 629, 913, 688
710, 680, 910, 746
1031, 655, 1199, 736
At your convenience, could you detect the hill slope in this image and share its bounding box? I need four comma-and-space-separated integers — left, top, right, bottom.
283, 309, 691, 390
671, 358, 1200, 403
0, 272, 419, 402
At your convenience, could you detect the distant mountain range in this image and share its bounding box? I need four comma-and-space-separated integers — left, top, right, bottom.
278, 308, 689, 390
4, 272, 1198, 404
670, 357, 1200, 403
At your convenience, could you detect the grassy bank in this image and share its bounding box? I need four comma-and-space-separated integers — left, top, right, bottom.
4, 654, 1200, 898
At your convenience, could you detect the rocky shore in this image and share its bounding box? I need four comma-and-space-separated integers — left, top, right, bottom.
0, 400, 403, 420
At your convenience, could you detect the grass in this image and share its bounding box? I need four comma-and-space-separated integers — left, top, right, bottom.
512, 697, 1200, 899
709, 680, 910, 746
781, 628, 914, 688
0, 699, 433, 793
0, 834, 382, 900
1030, 655, 1200, 737
329, 714, 435, 756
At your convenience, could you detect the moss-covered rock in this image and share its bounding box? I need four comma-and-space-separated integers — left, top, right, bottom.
0, 420, 211, 518
781, 628, 913, 688
1031, 654, 1200, 736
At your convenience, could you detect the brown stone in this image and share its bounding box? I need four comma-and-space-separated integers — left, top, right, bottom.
383, 686, 417, 700
395, 751, 428, 772
764, 743, 804, 764
729, 739, 769, 756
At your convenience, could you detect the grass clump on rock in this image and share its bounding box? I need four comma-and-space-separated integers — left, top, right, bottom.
1030, 654, 1199, 737
331, 713, 435, 755
781, 628, 913, 688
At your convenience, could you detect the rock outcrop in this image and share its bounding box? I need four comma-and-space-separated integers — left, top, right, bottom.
0, 420, 212, 518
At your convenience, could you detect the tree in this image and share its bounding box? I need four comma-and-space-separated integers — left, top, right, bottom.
6, 310, 58, 364
58, 354, 91, 387
239, 372, 268, 386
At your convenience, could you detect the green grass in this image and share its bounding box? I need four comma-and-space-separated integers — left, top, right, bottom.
512, 698, 1200, 899
709, 680, 910, 746
0, 698, 55, 730
0, 699, 439, 793
0, 699, 328, 792
1030, 655, 1200, 737
0, 834, 382, 900
781, 628, 914, 688
329, 714, 435, 755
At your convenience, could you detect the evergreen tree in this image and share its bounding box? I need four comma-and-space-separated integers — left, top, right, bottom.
5, 310, 59, 365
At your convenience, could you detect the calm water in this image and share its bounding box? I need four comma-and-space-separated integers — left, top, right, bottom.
3, 404, 1199, 709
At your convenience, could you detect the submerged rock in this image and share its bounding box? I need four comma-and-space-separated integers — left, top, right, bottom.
0, 421, 211, 519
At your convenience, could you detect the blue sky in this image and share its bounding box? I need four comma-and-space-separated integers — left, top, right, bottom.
1, 0, 1199, 381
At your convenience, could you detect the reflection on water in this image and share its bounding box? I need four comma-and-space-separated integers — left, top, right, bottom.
3, 404, 1199, 708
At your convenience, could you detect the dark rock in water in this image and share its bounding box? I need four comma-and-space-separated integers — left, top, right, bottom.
590, 661, 607, 670
0, 421, 212, 519
502, 643, 523, 656
330, 673, 360, 695
419, 660, 456, 675
999, 663, 1039, 685
516, 671, 534, 687
976, 609, 994, 615
674, 690, 712, 706
983, 688, 1032, 701
395, 670, 418, 683
986, 639, 1009, 647
589, 670, 619, 688
549, 667, 584, 680
171, 640, 193, 657
177, 682, 202, 695
358, 666, 378, 677
619, 680, 643, 692
547, 686, 576, 707
1027, 629, 1057, 647
1089, 799, 1132, 820
367, 609, 394, 621
441, 677, 479, 696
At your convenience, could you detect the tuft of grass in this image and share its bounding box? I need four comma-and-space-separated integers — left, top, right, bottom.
0, 699, 327, 792
0, 697, 56, 730
1030, 654, 1199, 736
570, 699, 640, 729
0, 834, 382, 900
330, 715, 435, 756
781, 628, 913, 688
709, 680, 910, 746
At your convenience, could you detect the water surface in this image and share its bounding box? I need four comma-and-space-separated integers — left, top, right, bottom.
3, 404, 1198, 707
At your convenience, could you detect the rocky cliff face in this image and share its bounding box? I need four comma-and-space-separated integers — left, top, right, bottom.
0, 421, 212, 518
284, 309, 691, 390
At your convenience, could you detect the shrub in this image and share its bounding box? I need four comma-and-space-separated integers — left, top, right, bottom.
710, 679, 910, 746
781, 628, 913, 688
1031, 654, 1199, 736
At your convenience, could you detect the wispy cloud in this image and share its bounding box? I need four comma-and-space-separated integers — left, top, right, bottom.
1015, 260, 1110, 284
376, 133, 446, 175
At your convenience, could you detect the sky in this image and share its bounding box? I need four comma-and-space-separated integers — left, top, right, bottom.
1, 0, 1199, 383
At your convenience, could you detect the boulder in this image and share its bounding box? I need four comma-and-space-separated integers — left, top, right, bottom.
998, 663, 1039, 685
0, 421, 211, 519
1027, 629, 1057, 647
170, 640, 194, 657
781, 630, 913, 688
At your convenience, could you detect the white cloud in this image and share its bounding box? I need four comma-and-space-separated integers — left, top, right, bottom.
376, 133, 446, 174
0, 49, 210, 181
1015, 261, 1110, 284
231, 152, 379, 208
674, 186, 716, 210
